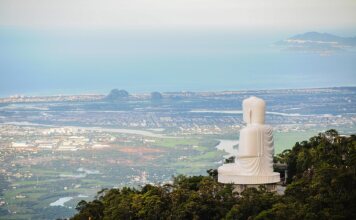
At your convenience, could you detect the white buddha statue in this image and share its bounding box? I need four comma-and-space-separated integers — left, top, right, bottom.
218, 96, 280, 185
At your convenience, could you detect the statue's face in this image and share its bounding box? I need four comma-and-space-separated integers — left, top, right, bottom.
243, 97, 266, 124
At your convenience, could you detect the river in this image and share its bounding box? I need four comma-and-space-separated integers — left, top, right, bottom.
216, 139, 239, 158
49, 197, 73, 207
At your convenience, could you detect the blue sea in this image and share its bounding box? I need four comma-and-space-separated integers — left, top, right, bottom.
0, 28, 355, 96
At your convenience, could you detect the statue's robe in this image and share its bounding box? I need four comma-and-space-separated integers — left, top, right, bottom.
236, 125, 274, 176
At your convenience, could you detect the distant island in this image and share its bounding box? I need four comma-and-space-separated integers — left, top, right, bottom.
275, 31, 356, 55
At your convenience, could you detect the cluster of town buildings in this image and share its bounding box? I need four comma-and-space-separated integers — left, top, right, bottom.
0, 125, 116, 152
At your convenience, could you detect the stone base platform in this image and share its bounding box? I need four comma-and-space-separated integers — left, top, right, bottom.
218, 172, 280, 185
218, 163, 280, 185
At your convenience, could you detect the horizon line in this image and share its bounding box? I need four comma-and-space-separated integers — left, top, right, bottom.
1, 85, 355, 99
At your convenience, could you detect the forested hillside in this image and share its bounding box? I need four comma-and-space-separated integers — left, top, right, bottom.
71, 130, 356, 220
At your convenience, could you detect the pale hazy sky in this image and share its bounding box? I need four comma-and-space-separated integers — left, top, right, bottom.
1, 0, 356, 96
0, 0, 356, 30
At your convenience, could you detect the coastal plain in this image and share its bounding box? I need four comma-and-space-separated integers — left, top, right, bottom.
0, 87, 355, 219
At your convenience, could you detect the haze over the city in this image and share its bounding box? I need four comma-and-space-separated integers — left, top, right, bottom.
0, 0, 356, 96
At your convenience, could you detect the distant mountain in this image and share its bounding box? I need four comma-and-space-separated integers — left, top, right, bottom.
290, 32, 356, 44
275, 32, 356, 55
151, 91, 163, 101
105, 89, 129, 101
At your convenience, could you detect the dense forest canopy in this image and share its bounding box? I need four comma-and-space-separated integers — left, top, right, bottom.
71, 130, 356, 220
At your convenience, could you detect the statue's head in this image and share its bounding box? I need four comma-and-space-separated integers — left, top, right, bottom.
243, 96, 265, 124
